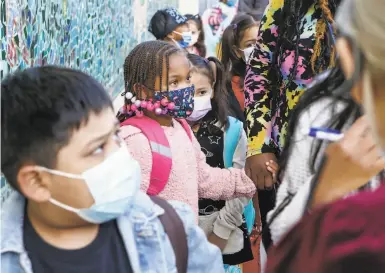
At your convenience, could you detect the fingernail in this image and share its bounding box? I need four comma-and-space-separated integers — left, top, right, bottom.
266, 162, 269, 166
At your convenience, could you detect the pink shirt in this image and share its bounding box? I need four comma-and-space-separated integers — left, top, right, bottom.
119, 119, 256, 215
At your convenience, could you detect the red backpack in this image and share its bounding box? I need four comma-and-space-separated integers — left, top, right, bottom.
120, 116, 192, 195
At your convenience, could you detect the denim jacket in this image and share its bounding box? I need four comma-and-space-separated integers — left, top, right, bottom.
1, 192, 225, 273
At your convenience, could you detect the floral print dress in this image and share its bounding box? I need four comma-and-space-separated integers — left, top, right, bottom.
244, 0, 337, 157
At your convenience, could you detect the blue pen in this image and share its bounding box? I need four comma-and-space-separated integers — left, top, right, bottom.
302, 127, 344, 142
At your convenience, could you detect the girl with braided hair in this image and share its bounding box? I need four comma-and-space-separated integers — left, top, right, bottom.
117, 41, 256, 217
243, 0, 341, 248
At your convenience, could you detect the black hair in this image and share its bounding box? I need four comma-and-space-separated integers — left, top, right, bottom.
188, 54, 245, 128
185, 14, 207, 57
266, 34, 385, 243
149, 8, 187, 40
263, 65, 359, 236
1, 66, 112, 191
118, 41, 184, 121
271, 0, 341, 99
221, 13, 257, 87
279, 66, 359, 180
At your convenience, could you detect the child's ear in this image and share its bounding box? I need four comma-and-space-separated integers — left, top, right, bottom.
232, 45, 242, 59
166, 32, 176, 41
17, 165, 52, 203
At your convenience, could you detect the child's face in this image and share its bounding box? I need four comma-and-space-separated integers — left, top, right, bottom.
171, 23, 190, 42
155, 52, 192, 92
238, 25, 259, 50
20, 107, 121, 225
188, 20, 200, 45
191, 71, 213, 98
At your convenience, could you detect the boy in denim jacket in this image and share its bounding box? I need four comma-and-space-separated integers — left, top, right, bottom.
1, 66, 224, 273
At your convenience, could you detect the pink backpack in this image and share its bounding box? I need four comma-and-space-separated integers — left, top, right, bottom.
120, 116, 192, 195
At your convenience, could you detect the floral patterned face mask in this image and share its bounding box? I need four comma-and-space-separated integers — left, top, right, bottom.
153, 85, 195, 118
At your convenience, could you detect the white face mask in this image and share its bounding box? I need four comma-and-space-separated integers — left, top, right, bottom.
187, 91, 212, 122
241, 46, 254, 64
363, 70, 385, 159
37, 145, 141, 224
189, 32, 199, 47
173, 31, 193, 47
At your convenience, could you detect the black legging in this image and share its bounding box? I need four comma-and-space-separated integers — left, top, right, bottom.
259, 189, 276, 250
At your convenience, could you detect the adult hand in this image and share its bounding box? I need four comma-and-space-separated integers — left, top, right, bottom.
208, 233, 227, 251
245, 153, 278, 190
313, 117, 385, 208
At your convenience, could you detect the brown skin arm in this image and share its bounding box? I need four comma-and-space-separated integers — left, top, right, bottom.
245, 153, 278, 190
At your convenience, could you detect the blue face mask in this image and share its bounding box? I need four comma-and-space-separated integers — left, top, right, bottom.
154, 85, 195, 118
37, 145, 141, 224
226, 0, 237, 7
173, 31, 193, 48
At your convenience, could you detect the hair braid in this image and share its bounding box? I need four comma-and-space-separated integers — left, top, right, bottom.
319, 0, 334, 23
273, 1, 340, 89
311, 19, 327, 72
311, 0, 338, 73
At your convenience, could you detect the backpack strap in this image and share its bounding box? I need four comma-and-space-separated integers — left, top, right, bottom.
244, 201, 256, 234
223, 116, 255, 234
223, 116, 242, 168
150, 196, 188, 273
175, 118, 192, 141
121, 116, 172, 195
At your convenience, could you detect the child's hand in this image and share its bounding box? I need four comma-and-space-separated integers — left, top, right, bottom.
266, 160, 279, 182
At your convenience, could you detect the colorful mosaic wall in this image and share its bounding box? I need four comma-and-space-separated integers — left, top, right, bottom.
0, 0, 178, 202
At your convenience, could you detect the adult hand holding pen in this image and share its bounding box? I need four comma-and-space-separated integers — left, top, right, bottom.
312, 117, 385, 208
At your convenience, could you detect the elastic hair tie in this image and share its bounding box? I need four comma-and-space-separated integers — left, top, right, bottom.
232, 24, 237, 30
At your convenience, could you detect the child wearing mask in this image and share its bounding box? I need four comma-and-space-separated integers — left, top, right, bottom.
0, 66, 225, 273
117, 41, 256, 217
202, 0, 239, 57
221, 13, 259, 111
187, 54, 277, 273
185, 14, 207, 57
149, 7, 192, 50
